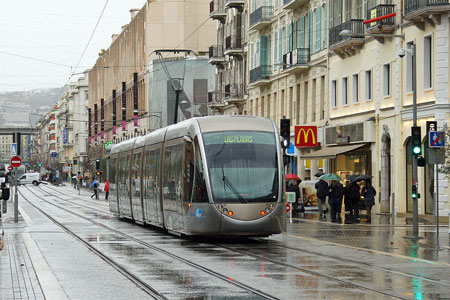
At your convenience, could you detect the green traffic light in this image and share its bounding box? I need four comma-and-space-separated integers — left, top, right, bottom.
413, 146, 421, 154
412, 193, 417, 199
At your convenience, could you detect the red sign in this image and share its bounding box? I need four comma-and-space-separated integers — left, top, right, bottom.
294, 126, 319, 148
286, 203, 291, 213
7, 166, 12, 171
10, 156, 22, 168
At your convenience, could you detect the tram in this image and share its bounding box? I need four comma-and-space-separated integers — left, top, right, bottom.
107, 115, 285, 237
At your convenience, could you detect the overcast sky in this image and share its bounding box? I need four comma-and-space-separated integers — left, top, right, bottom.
0, 0, 147, 93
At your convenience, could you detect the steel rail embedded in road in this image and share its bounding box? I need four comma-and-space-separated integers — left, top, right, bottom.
21, 186, 280, 300
20, 188, 169, 300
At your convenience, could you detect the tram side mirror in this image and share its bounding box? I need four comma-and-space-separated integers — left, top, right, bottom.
183, 136, 193, 143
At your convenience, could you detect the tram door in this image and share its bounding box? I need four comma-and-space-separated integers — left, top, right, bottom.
183, 142, 194, 215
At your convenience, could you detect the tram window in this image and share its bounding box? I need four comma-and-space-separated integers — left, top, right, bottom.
132, 152, 142, 197
163, 144, 182, 201
143, 149, 160, 205
192, 137, 208, 203
203, 131, 279, 203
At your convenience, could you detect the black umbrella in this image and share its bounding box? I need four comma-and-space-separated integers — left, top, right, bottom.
314, 172, 325, 177
353, 174, 373, 182
346, 174, 359, 181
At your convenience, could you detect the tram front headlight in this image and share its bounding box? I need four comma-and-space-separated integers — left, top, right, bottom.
218, 204, 223, 209
265, 208, 270, 213
269, 203, 274, 209
223, 208, 228, 213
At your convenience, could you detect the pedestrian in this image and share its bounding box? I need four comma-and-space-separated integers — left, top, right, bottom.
348, 180, 361, 223
287, 180, 301, 216
315, 179, 329, 219
328, 180, 344, 223
90, 179, 98, 199
361, 180, 376, 222
104, 179, 109, 200
343, 180, 353, 224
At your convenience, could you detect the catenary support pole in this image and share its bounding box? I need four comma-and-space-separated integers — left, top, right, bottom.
436, 162, 439, 235
391, 193, 395, 225
412, 44, 419, 236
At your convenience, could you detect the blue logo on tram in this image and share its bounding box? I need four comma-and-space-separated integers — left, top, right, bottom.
195, 208, 203, 219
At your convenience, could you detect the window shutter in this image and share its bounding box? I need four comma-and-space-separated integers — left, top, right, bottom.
274, 31, 278, 70
293, 20, 298, 49
315, 7, 322, 52
260, 35, 268, 66
324, 3, 327, 48
250, 43, 254, 69
279, 28, 282, 64
308, 11, 313, 53
299, 16, 305, 49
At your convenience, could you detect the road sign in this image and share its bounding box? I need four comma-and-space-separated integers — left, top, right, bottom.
7, 166, 12, 171
286, 192, 296, 203
426, 121, 437, 133
429, 131, 445, 148
286, 203, 291, 213
11, 143, 17, 156
10, 156, 22, 168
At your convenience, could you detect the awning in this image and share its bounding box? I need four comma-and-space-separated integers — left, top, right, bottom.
300, 143, 368, 159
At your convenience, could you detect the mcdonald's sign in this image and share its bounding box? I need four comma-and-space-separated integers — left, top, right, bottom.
295, 126, 319, 148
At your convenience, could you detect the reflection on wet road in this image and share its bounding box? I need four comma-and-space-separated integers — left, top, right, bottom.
20, 185, 450, 299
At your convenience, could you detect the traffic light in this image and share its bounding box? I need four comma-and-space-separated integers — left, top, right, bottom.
67, 163, 72, 167
411, 185, 420, 199
411, 126, 422, 156
280, 118, 290, 148
95, 171, 103, 176
38, 163, 42, 167
417, 156, 426, 167
95, 159, 100, 171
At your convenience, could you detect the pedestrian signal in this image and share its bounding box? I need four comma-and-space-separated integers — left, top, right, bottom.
95, 171, 103, 176
411, 126, 422, 156
95, 159, 100, 171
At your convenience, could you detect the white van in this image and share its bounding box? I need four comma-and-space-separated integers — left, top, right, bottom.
18, 173, 41, 186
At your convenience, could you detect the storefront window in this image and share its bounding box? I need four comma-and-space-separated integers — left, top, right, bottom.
333, 149, 370, 181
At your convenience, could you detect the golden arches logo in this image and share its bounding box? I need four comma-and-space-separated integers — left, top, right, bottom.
297, 128, 316, 145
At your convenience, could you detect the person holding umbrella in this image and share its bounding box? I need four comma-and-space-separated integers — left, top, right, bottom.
314, 173, 328, 219
361, 179, 376, 222
328, 178, 344, 223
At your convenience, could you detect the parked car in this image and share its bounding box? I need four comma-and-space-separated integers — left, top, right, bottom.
18, 173, 41, 186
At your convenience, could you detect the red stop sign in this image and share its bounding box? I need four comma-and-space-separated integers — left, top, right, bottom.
286, 203, 291, 213
7, 166, 12, 171
10, 156, 22, 168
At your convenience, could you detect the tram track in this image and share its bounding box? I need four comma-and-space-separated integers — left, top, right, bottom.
29, 184, 432, 299
32, 185, 437, 299
21, 185, 281, 300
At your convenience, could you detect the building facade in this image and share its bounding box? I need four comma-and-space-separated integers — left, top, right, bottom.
208, 0, 248, 115
88, 0, 216, 166
247, 0, 329, 179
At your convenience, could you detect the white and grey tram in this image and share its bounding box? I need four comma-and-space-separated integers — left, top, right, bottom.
107, 115, 285, 237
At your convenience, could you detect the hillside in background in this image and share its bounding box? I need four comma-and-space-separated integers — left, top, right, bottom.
0, 87, 66, 126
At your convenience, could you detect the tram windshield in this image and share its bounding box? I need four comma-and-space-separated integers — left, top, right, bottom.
203, 131, 279, 203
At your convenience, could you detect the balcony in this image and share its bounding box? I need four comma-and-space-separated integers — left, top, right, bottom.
329, 19, 364, 58
249, 6, 273, 31
209, 0, 226, 22
366, 4, 396, 39
282, 48, 310, 73
224, 35, 244, 56
209, 45, 225, 66
404, 0, 450, 28
283, 0, 309, 10
249, 65, 271, 87
224, 84, 246, 104
225, 0, 245, 10
208, 91, 232, 110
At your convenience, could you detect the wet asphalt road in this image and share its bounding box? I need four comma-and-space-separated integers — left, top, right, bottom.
11, 184, 450, 299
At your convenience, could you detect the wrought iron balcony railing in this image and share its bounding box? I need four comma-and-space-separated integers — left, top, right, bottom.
329, 19, 364, 48
249, 65, 271, 84
249, 6, 273, 29
224, 84, 245, 99
366, 4, 395, 29
405, 0, 450, 16
209, 45, 224, 59
282, 48, 310, 70
225, 35, 243, 50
